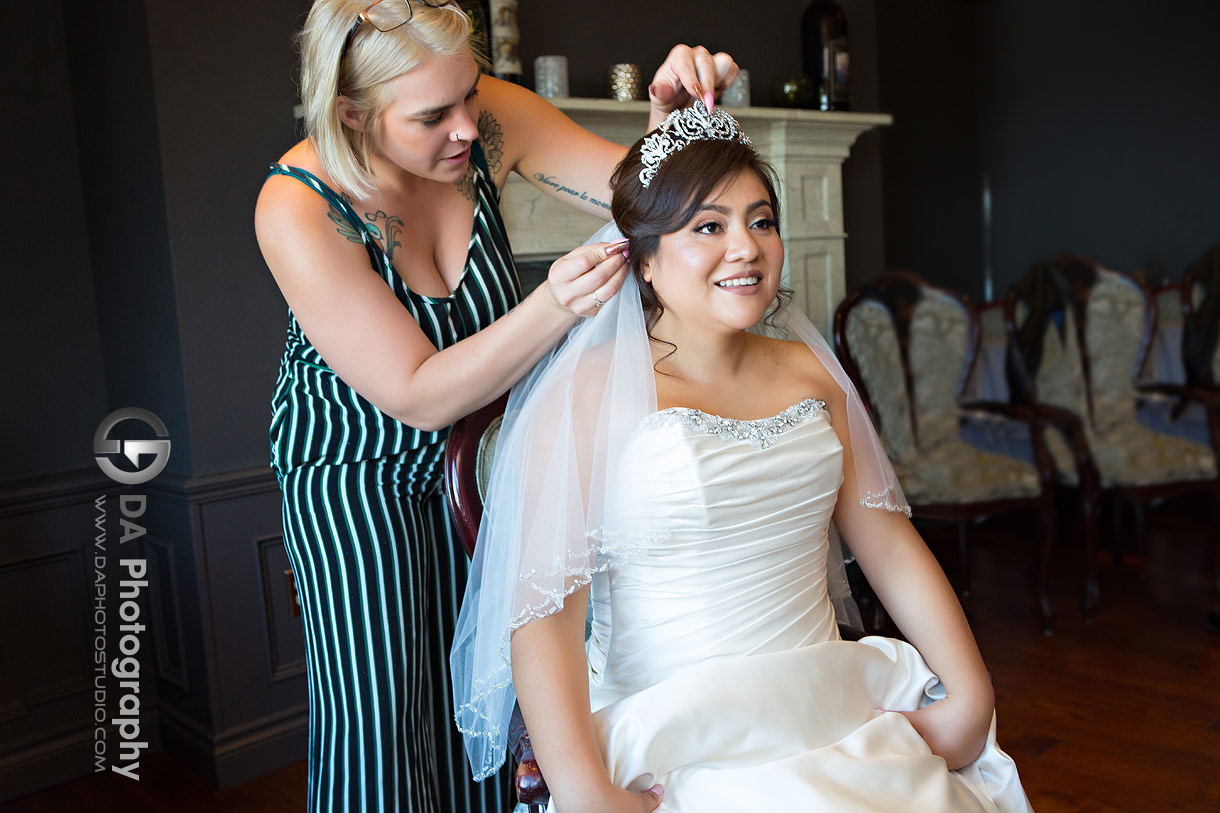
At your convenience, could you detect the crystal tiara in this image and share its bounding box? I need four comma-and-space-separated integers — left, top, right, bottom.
638, 100, 753, 189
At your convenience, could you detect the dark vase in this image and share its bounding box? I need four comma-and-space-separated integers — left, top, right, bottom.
801, 0, 850, 111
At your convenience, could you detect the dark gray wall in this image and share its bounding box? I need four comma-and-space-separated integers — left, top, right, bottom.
976, 0, 1220, 289
877, 0, 1220, 301
2, 2, 109, 482
2, 0, 311, 800
876, 0, 983, 297
142, 0, 307, 477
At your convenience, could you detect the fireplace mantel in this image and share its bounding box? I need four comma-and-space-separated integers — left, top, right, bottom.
501, 99, 890, 332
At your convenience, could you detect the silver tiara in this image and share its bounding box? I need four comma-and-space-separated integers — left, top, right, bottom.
638, 100, 752, 188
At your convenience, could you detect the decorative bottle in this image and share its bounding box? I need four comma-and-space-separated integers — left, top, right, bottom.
801, 0, 850, 111
489, 0, 523, 84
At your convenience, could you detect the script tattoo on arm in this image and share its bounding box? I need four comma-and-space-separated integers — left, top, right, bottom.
531, 172, 612, 211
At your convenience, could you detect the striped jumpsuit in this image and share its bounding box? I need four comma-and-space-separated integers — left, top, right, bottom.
267, 142, 515, 812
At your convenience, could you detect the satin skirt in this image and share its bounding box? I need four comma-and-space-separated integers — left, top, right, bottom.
583, 637, 1031, 813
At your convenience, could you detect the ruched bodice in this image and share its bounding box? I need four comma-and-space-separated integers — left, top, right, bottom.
588, 399, 842, 704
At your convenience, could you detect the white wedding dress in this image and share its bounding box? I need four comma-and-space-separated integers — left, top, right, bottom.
567, 397, 1032, 812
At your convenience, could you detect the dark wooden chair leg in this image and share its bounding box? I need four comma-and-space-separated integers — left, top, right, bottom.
957, 519, 971, 598
1210, 493, 1220, 632
1037, 503, 1056, 635
1131, 499, 1146, 559
1082, 494, 1101, 620
1109, 495, 1125, 566
1210, 539, 1220, 633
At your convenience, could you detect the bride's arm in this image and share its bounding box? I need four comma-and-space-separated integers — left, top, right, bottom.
510, 586, 663, 812
825, 383, 995, 770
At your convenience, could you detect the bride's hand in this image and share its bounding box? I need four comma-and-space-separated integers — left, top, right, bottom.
648, 44, 738, 116
568, 783, 664, 812
885, 694, 993, 771
542, 239, 630, 317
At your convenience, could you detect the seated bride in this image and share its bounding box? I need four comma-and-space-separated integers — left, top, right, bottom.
452, 101, 1032, 812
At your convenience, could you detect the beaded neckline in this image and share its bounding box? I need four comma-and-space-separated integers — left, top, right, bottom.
639, 398, 828, 449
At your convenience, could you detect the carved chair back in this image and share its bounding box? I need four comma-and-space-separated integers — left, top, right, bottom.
1181, 244, 1220, 388
835, 270, 978, 457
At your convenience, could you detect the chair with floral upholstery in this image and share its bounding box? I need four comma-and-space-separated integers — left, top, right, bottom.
1004, 256, 1219, 622
834, 270, 1060, 633
1138, 245, 1220, 630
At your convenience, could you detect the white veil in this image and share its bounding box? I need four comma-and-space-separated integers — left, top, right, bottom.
451, 223, 909, 782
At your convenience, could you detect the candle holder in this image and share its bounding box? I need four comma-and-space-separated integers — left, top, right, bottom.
534, 55, 569, 99
606, 63, 643, 102
719, 69, 750, 107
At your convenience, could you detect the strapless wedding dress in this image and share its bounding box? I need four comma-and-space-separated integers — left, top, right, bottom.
568, 399, 1031, 812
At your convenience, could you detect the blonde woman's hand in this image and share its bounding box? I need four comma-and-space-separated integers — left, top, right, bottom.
542, 238, 630, 317
648, 44, 739, 117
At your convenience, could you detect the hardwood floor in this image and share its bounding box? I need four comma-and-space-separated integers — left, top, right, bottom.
0, 756, 308, 812
3, 497, 1217, 812
952, 494, 1220, 812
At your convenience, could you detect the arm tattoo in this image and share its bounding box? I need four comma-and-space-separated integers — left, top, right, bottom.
532, 172, 612, 211
328, 203, 404, 260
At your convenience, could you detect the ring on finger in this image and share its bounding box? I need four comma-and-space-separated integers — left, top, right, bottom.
591, 293, 606, 308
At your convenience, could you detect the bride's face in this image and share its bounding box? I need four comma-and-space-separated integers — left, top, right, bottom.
641, 170, 784, 333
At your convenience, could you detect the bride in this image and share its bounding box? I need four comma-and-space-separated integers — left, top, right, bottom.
452, 102, 1031, 812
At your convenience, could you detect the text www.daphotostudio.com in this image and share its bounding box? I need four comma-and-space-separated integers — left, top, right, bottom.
91, 407, 172, 779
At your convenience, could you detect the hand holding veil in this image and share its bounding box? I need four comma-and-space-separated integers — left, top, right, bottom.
451, 223, 908, 782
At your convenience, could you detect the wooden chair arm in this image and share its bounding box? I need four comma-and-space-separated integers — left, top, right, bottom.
1136, 382, 1220, 417
1027, 403, 1101, 491
509, 702, 550, 806
956, 402, 1061, 491
959, 400, 1042, 423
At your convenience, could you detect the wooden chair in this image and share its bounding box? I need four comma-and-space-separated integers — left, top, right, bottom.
443, 393, 550, 810
1139, 246, 1220, 630
1004, 256, 1220, 622
834, 270, 1061, 633
444, 394, 872, 808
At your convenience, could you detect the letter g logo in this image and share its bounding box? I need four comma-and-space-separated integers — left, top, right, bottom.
94, 408, 172, 485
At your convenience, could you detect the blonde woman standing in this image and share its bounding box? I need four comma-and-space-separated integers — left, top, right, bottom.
254, 1, 737, 810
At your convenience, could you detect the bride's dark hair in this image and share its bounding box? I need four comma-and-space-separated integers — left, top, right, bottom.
610, 135, 789, 337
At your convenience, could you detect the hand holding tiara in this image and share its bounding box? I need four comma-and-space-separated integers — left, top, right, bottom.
638, 100, 752, 188
646, 44, 740, 126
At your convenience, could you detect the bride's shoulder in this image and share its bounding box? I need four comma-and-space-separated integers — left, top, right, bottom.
750, 334, 843, 405
754, 335, 833, 378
